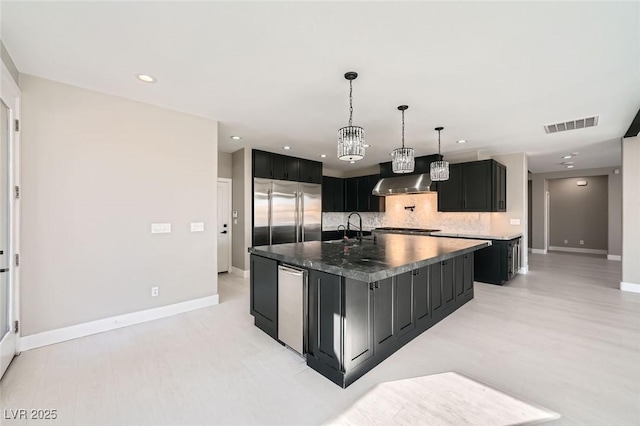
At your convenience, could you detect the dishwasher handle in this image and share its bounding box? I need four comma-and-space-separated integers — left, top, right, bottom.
278, 264, 305, 276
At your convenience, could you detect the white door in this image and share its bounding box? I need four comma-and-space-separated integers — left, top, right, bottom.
217, 179, 231, 273
0, 63, 20, 379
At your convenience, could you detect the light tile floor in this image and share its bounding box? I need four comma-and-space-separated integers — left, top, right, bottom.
1, 252, 639, 425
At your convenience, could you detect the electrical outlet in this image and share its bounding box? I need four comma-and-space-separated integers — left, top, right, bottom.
151, 223, 171, 234
580, 240, 584, 245
151, 286, 159, 297
564, 240, 568, 244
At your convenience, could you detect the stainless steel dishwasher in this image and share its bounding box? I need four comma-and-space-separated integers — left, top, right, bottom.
277, 264, 307, 356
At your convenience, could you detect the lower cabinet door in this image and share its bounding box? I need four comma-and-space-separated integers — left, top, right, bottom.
430, 262, 443, 320
463, 253, 474, 297
441, 259, 455, 314
395, 271, 415, 338
413, 266, 431, 330
344, 278, 374, 370
308, 270, 342, 371
454, 256, 465, 299
250, 255, 278, 339
373, 277, 396, 353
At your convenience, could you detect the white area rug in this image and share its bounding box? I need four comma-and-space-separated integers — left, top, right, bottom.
327, 372, 560, 426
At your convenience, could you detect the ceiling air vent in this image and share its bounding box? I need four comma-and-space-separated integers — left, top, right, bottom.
544, 115, 599, 134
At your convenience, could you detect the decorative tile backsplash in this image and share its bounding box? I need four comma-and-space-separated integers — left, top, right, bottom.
322, 193, 490, 234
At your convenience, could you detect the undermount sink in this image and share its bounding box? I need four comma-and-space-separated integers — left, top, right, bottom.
323, 236, 375, 246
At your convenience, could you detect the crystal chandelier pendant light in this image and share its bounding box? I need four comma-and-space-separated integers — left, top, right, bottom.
338, 72, 365, 162
392, 105, 415, 173
430, 126, 450, 181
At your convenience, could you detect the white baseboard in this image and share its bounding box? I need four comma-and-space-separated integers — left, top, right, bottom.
20, 294, 219, 352
231, 267, 250, 278
548, 246, 607, 255
531, 248, 547, 254
607, 255, 622, 261
518, 265, 529, 274
620, 281, 640, 293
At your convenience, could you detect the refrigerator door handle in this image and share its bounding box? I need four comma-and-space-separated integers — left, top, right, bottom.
301, 191, 305, 242
295, 191, 300, 243
268, 188, 273, 245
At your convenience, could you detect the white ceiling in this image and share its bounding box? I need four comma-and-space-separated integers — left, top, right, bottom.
2, 1, 639, 173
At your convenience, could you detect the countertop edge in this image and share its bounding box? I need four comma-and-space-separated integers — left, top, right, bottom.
430, 232, 522, 241
249, 240, 491, 282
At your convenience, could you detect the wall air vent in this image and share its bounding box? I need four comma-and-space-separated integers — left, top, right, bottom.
544, 115, 599, 134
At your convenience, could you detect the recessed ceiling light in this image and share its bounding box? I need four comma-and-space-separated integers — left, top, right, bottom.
349, 161, 355, 164
562, 155, 572, 159
566, 165, 574, 169
283, 146, 291, 150
320, 154, 327, 158
456, 140, 467, 144
230, 136, 242, 140
562, 161, 574, 165
135, 74, 156, 83
363, 144, 370, 148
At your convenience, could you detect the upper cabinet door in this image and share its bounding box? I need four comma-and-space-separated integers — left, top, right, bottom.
462, 161, 492, 211
495, 163, 507, 212
253, 150, 273, 178
437, 163, 463, 212
285, 157, 300, 181
271, 154, 286, 180
368, 174, 385, 212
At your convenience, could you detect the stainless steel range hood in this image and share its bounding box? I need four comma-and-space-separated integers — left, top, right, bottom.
372, 173, 434, 196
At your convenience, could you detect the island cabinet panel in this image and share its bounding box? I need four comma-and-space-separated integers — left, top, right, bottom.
344, 278, 374, 370
249, 255, 278, 340
373, 277, 396, 354
463, 252, 474, 299
412, 266, 431, 331
395, 271, 415, 340
441, 259, 456, 315
308, 270, 342, 371
430, 262, 443, 321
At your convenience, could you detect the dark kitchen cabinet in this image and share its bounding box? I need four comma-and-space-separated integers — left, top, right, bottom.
343, 174, 385, 213
308, 269, 343, 371
345, 178, 358, 211
299, 159, 323, 184
249, 255, 278, 340
437, 159, 506, 212
430, 259, 455, 322
412, 266, 431, 331
373, 277, 396, 354
322, 176, 345, 212
253, 150, 274, 179
474, 237, 521, 285
395, 271, 415, 340
344, 278, 374, 370
252, 149, 321, 183
454, 253, 474, 305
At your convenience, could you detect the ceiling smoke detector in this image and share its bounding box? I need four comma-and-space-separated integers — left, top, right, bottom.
544, 116, 599, 134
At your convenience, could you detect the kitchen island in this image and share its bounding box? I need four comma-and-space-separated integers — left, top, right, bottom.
249, 234, 490, 388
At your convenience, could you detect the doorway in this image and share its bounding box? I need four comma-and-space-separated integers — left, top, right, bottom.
217, 178, 232, 273
0, 63, 20, 379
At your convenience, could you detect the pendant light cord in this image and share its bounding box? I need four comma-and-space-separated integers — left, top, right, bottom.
348, 80, 353, 126
438, 129, 441, 156
401, 109, 405, 149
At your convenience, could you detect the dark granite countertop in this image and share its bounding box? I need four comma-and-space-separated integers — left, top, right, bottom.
249, 234, 491, 282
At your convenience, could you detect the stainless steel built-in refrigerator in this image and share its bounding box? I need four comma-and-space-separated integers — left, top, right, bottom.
253, 178, 321, 246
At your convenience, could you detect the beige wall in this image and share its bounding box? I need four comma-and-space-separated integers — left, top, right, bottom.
530, 166, 622, 256
231, 148, 252, 271
0, 40, 19, 85
20, 75, 218, 335
218, 151, 232, 179
548, 176, 608, 250
622, 136, 640, 286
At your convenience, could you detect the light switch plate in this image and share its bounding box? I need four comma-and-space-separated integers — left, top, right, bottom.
510, 218, 521, 225
190, 222, 205, 232
151, 223, 171, 234
232, 210, 238, 218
